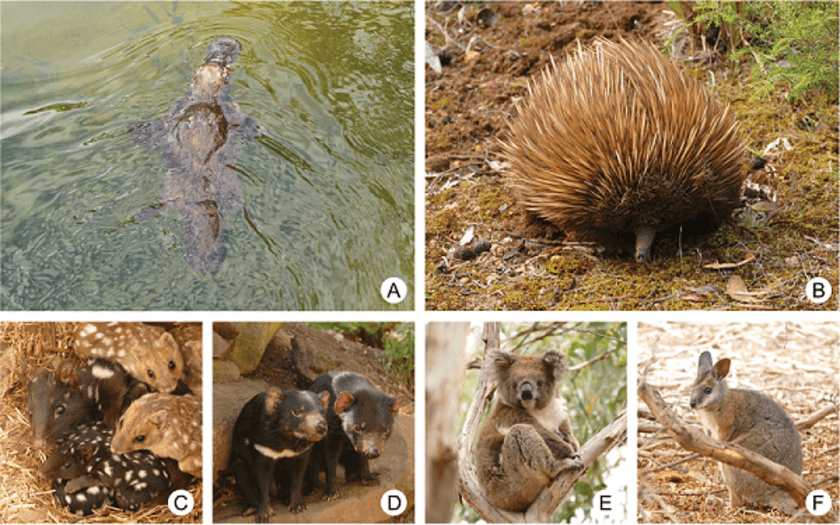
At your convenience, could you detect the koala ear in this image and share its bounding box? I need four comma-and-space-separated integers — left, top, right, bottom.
542, 349, 567, 381
490, 352, 517, 380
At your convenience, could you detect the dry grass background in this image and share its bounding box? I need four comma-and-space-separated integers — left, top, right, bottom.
0, 322, 201, 524
637, 322, 839, 523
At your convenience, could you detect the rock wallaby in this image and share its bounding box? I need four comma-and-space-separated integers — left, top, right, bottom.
476, 349, 583, 512
689, 351, 802, 514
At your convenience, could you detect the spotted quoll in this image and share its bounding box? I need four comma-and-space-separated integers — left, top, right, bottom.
111, 393, 202, 477
39, 421, 173, 512
73, 322, 184, 394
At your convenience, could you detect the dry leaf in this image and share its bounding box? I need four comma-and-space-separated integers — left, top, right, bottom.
725, 275, 765, 303
749, 201, 780, 212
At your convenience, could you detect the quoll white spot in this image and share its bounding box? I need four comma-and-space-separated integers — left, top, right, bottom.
92, 365, 115, 379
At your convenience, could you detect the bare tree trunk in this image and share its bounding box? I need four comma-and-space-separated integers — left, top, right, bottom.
426, 323, 470, 524
457, 322, 521, 523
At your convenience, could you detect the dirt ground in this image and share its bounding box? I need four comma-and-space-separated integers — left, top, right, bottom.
0, 322, 202, 524
425, 1, 839, 311
637, 322, 839, 523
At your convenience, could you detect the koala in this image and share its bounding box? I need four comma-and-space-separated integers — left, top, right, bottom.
476, 349, 584, 512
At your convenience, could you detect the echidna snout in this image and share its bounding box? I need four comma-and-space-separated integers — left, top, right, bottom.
635, 226, 656, 263
501, 38, 746, 262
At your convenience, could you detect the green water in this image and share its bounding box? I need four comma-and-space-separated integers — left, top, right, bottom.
1, 1, 414, 311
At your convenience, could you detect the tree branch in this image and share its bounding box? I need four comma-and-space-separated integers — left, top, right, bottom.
638, 382, 812, 509
525, 409, 627, 523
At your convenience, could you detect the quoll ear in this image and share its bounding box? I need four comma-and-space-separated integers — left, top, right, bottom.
713, 358, 731, 380
149, 409, 169, 429
318, 391, 330, 409
264, 388, 284, 415
158, 332, 179, 352
54, 359, 80, 389
335, 391, 355, 414
77, 443, 96, 462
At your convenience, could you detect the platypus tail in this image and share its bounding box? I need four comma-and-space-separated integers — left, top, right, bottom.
180, 201, 227, 276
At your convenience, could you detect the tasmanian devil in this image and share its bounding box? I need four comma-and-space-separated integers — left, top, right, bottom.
306, 371, 402, 500
231, 387, 329, 522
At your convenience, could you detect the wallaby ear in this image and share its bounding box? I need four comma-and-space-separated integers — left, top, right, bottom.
697, 351, 713, 372
713, 358, 731, 379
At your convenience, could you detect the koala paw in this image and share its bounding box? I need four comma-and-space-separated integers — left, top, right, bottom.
552, 456, 585, 477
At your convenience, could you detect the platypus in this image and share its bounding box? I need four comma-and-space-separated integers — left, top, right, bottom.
128, 37, 260, 276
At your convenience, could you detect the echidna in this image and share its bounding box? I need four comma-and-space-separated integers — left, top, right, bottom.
501, 38, 746, 262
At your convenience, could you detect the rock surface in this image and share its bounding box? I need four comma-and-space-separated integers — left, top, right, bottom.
212, 378, 269, 482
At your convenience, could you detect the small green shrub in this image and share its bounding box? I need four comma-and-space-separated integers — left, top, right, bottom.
684, 1, 838, 102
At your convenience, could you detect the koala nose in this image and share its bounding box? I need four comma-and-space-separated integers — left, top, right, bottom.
520, 382, 534, 400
